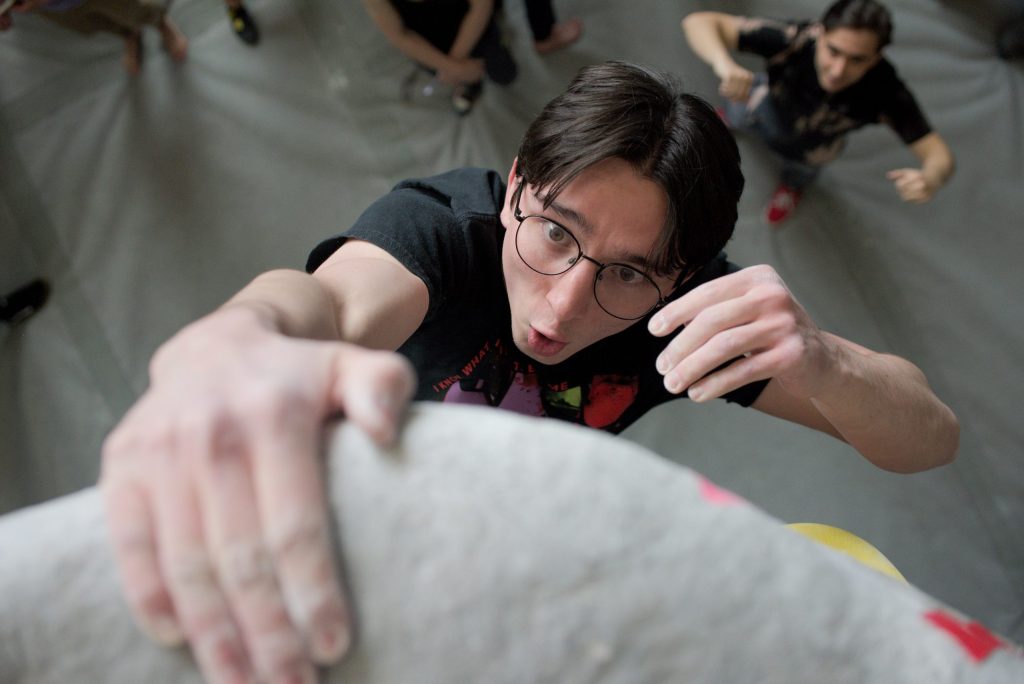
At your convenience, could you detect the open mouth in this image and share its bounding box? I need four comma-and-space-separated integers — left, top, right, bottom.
527, 327, 567, 357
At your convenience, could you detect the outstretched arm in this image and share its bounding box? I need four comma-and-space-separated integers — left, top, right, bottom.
649, 265, 959, 473
887, 132, 955, 203
681, 11, 755, 102
101, 240, 428, 684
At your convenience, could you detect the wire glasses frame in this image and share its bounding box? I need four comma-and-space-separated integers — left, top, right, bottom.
512, 182, 669, 321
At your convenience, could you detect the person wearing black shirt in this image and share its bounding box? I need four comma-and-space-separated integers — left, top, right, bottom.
682, 0, 954, 225
99, 61, 958, 684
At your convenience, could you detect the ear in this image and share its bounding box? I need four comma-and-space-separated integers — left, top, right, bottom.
506, 157, 520, 202
500, 157, 521, 232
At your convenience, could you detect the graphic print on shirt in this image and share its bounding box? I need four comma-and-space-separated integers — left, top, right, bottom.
434, 339, 641, 430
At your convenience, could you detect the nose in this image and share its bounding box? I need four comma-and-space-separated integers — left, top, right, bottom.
545, 259, 595, 322
831, 57, 848, 79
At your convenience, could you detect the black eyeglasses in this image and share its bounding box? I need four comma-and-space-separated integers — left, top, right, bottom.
512, 183, 668, 321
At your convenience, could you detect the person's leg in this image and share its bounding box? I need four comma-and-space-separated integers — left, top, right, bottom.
224, 0, 259, 46
523, 0, 581, 54
453, 17, 516, 115
780, 159, 821, 191
762, 159, 821, 226
0, 278, 49, 325
470, 18, 516, 85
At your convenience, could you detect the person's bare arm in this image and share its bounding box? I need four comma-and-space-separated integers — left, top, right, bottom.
887, 132, 955, 203
447, 0, 492, 59
750, 335, 959, 473
649, 265, 959, 473
681, 11, 754, 102
101, 240, 428, 684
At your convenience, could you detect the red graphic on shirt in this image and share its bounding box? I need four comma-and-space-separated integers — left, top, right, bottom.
583, 374, 639, 428
924, 610, 1007, 662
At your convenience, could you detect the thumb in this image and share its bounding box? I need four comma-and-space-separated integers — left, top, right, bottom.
886, 169, 905, 180
329, 345, 416, 447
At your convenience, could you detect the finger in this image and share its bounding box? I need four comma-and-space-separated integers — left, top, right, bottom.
648, 266, 771, 337
658, 302, 769, 395
332, 346, 416, 446
102, 473, 184, 647
249, 401, 351, 666
686, 347, 777, 401
154, 433, 253, 684
892, 174, 918, 191
194, 416, 316, 683
886, 169, 906, 180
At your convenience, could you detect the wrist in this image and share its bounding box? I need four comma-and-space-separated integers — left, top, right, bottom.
711, 56, 736, 79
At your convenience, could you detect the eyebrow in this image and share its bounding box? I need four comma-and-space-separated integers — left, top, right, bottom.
538, 193, 658, 271
825, 40, 873, 61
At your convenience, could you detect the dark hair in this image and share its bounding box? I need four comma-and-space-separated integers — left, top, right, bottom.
515, 61, 744, 279
821, 0, 892, 49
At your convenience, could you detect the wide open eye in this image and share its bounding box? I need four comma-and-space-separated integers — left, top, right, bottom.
606, 264, 646, 287
541, 220, 569, 244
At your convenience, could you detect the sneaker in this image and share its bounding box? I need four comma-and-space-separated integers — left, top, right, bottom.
228, 4, 260, 46
452, 81, 483, 116
1, 279, 50, 324
764, 184, 802, 226
534, 18, 583, 55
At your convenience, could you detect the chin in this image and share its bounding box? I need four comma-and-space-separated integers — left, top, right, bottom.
819, 77, 844, 92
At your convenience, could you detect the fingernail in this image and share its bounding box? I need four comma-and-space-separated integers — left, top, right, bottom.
211, 639, 250, 684
310, 603, 350, 663
312, 621, 350, 663
146, 614, 185, 646
277, 663, 317, 684
688, 385, 703, 401
655, 355, 668, 374
664, 375, 681, 394
648, 316, 665, 335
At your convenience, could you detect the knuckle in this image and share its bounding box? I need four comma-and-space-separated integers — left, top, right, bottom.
714, 329, 736, 356
268, 513, 328, 562
165, 551, 220, 603
215, 541, 278, 597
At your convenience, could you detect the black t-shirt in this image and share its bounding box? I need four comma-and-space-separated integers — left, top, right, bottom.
307, 168, 767, 435
390, 0, 471, 53
737, 18, 931, 157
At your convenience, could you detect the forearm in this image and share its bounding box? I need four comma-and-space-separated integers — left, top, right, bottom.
220, 268, 342, 341
809, 335, 959, 473
448, 0, 492, 59
912, 132, 955, 190
920, 146, 954, 190
682, 12, 740, 76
